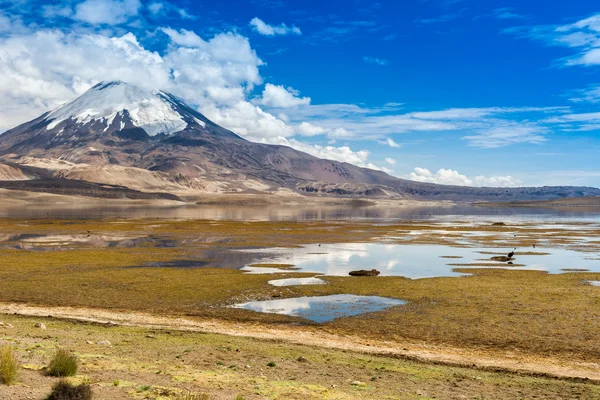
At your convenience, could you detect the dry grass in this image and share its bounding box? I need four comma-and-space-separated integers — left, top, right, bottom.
0, 345, 19, 385
0, 218, 599, 363
2, 313, 600, 399
45, 380, 91, 400
46, 350, 78, 377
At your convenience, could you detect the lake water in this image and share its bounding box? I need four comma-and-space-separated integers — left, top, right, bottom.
239, 243, 600, 279
2, 203, 600, 222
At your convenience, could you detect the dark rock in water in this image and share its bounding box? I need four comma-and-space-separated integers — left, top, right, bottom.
490, 256, 513, 262
349, 269, 380, 277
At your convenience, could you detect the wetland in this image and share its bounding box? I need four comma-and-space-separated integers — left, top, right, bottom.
1, 204, 600, 398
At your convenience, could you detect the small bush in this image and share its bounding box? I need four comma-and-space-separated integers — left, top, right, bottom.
45, 380, 92, 400
46, 350, 78, 377
266, 362, 276, 367
0, 345, 19, 385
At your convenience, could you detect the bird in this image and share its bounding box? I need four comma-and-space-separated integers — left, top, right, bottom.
507, 248, 515, 259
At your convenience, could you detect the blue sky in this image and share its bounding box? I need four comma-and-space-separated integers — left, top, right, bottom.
1, 0, 600, 187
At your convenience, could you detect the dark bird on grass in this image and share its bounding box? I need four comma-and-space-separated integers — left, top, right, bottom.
508, 248, 515, 259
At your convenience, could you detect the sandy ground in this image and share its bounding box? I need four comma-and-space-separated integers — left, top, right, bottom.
2, 302, 599, 384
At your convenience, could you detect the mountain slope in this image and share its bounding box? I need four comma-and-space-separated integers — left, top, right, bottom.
1, 81, 599, 201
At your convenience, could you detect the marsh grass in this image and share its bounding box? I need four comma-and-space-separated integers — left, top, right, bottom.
46, 350, 78, 377
0, 345, 19, 385
45, 380, 92, 400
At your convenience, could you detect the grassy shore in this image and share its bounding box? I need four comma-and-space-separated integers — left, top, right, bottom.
0, 218, 599, 395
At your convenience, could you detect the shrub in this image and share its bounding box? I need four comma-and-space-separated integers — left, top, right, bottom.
46, 349, 78, 377
45, 380, 92, 400
0, 345, 19, 385
266, 362, 276, 367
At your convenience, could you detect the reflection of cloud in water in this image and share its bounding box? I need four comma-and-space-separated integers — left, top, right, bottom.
268, 277, 327, 287
239, 243, 600, 279
232, 294, 406, 323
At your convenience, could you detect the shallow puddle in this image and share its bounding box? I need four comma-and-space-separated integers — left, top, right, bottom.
586, 280, 600, 286
232, 294, 406, 323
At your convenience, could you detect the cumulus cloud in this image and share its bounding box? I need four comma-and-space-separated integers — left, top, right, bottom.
256, 84, 311, 108
296, 122, 326, 136
407, 167, 522, 187
74, 0, 141, 25
385, 157, 396, 165
0, 28, 265, 131
249, 17, 301, 36
254, 137, 389, 172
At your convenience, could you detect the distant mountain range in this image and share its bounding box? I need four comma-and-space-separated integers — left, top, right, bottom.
0, 81, 598, 201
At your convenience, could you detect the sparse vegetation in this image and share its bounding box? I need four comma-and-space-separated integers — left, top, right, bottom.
45, 380, 92, 400
177, 394, 210, 400
46, 350, 78, 377
0, 345, 19, 385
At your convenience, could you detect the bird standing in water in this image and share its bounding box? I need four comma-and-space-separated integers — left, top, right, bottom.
508, 248, 515, 259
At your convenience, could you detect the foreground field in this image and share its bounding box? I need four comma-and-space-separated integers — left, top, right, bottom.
0, 217, 599, 398
1, 313, 600, 399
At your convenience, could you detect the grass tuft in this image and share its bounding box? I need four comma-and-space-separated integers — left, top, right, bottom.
45, 380, 92, 400
46, 349, 78, 377
177, 394, 211, 400
0, 345, 19, 385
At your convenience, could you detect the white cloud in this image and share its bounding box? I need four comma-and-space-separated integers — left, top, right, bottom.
249, 17, 301, 36
74, 0, 141, 25
462, 125, 547, 148
407, 167, 521, 187
253, 137, 389, 172
296, 122, 326, 136
381, 138, 401, 148
202, 101, 293, 138
363, 56, 389, 66
385, 157, 396, 165
148, 1, 195, 19
507, 13, 600, 66
0, 29, 265, 132
256, 84, 310, 108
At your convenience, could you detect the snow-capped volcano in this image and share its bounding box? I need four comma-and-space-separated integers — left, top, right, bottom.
44, 81, 203, 136
1, 80, 599, 201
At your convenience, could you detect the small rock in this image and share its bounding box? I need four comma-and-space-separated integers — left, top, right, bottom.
349, 269, 380, 277
350, 381, 367, 387
97, 340, 112, 346
86, 340, 94, 345
34, 322, 47, 330
145, 334, 155, 339
297, 356, 309, 363
6, 323, 13, 328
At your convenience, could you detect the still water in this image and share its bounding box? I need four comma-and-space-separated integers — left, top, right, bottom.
2, 203, 600, 222
232, 294, 406, 323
